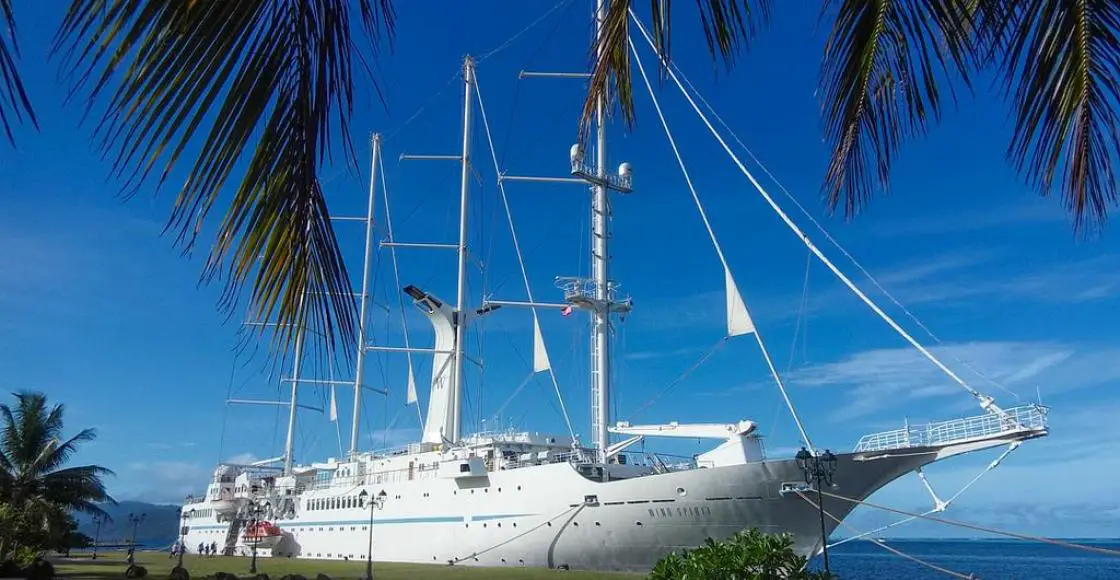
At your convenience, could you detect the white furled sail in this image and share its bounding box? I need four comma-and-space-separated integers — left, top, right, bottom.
329, 385, 338, 422
406, 365, 418, 405
725, 266, 755, 337
532, 316, 552, 373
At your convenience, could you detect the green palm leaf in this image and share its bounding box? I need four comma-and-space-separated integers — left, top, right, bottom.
585, 1, 770, 136
0, 0, 36, 145
818, 0, 975, 217
53, 0, 395, 359
0, 391, 114, 518
981, 0, 1120, 232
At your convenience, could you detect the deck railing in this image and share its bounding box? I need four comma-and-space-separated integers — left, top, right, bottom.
854, 404, 1048, 453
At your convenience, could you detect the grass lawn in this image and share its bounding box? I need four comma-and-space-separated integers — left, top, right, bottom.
50, 552, 641, 580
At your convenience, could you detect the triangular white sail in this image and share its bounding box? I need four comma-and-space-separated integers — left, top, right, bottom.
725, 266, 755, 337
329, 385, 338, 422
532, 316, 551, 373
406, 365, 418, 405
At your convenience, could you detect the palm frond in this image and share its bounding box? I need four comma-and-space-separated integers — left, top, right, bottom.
54, 0, 396, 360
583, 0, 770, 137
819, 0, 976, 216
981, 0, 1120, 232
0, 0, 36, 145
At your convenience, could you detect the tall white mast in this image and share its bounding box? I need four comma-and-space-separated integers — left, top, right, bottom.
349, 133, 381, 455
283, 295, 307, 475
450, 56, 476, 443
590, 0, 611, 464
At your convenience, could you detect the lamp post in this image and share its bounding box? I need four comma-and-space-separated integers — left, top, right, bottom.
127, 512, 146, 566
247, 502, 262, 574
91, 514, 104, 560
795, 447, 838, 575
176, 508, 186, 569
357, 489, 387, 580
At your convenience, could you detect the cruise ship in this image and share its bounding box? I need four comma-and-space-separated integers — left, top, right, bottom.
177, 1, 1049, 572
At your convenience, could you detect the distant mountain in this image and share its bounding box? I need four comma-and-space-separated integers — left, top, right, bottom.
74, 501, 179, 548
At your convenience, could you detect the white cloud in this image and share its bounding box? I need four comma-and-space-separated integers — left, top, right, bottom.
872, 202, 1064, 238
120, 461, 212, 504
368, 427, 422, 449
624, 347, 703, 361
225, 452, 260, 465
787, 341, 1120, 421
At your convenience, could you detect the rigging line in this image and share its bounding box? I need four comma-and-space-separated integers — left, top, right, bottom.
666, 60, 1021, 404
629, 12, 1005, 419
477, 0, 575, 63
819, 489, 1120, 558
629, 337, 729, 419
491, 371, 537, 423
769, 250, 814, 446
217, 347, 241, 466
629, 36, 814, 451
449, 503, 585, 565
499, 0, 578, 167
819, 443, 1025, 548
795, 492, 977, 580
475, 70, 576, 440
377, 150, 423, 429
384, 69, 462, 142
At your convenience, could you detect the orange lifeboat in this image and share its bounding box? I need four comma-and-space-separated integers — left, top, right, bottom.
242, 520, 283, 548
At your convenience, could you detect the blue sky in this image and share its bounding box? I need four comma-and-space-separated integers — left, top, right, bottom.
2, 1, 1119, 540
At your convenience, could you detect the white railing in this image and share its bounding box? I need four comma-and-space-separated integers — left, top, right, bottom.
854, 404, 1048, 453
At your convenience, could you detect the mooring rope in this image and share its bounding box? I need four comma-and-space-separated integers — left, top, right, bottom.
820, 489, 1120, 558
448, 503, 585, 565
796, 491, 977, 579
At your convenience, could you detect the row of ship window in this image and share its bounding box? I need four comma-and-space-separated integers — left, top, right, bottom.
306, 496, 366, 511
305, 485, 527, 511
184, 509, 214, 519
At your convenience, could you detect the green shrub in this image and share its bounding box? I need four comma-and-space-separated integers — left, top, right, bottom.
649, 529, 836, 580
168, 566, 189, 580
0, 560, 22, 578
125, 565, 148, 579
22, 559, 52, 580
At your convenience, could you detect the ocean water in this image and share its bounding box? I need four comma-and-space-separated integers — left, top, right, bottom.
814, 539, 1120, 580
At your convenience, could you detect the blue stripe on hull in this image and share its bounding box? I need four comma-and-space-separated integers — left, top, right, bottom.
186, 513, 536, 531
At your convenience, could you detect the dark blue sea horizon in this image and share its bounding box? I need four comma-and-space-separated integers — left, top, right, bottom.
813, 538, 1120, 580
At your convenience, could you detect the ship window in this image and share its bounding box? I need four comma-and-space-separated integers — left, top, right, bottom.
459, 463, 470, 473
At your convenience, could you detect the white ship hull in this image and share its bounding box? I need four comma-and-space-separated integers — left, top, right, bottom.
184, 451, 929, 571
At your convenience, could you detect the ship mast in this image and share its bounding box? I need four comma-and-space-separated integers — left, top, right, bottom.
450, 57, 476, 443
589, 0, 612, 464
283, 292, 308, 475
349, 134, 382, 455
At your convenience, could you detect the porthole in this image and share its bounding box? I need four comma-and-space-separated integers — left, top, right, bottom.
677, 487, 686, 496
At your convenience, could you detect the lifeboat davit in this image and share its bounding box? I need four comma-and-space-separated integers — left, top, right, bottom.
242, 520, 283, 548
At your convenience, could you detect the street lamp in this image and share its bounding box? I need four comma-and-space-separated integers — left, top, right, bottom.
357, 489, 387, 580
247, 502, 263, 574
127, 513, 146, 567
176, 508, 186, 569
796, 447, 838, 575
91, 514, 105, 560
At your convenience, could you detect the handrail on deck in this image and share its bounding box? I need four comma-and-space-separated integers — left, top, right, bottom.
854, 404, 1048, 453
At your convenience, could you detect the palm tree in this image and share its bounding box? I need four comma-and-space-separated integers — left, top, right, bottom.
0, 391, 114, 534
1, 1, 1117, 359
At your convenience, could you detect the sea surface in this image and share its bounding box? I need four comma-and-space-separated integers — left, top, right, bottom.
815, 539, 1120, 580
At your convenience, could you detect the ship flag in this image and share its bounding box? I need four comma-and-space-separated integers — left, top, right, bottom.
329, 385, 338, 422
725, 266, 756, 336
532, 316, 551, 373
